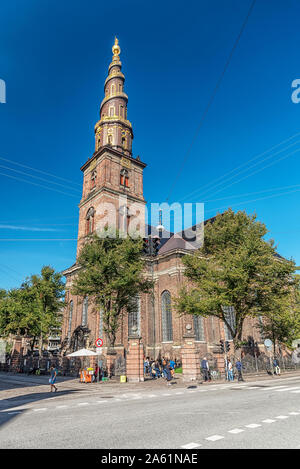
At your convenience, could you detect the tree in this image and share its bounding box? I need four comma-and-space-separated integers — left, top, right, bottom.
0, 266, 65, 352
258, 281, 300, 353
71, 232, 153, 350
175, 209, 299, 348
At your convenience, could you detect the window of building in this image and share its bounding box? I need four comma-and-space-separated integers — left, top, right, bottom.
82, 296, 88, 326
120, 168, 129, 187
109, 107, 114, 117
67, 300, 73, 341
193, 315, 205, 341
128, 297, 141, 336
107, 134, 113, 145
90, 170, 97, 188
85, 207, 95, 235
161, 291, 173, 342
111, 84, 115, 95
222, 306, 236, 341
119, 83, 122, 92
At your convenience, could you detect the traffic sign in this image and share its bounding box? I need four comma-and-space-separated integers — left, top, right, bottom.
264, 339, 272, 348
95, 338, 103, 348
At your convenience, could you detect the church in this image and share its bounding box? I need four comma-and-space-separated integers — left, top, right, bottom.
61, 38, 262, 371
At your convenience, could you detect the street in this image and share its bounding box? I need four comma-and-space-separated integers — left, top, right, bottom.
1, 374, 300, 449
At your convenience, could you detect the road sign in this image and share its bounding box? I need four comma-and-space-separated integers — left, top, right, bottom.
95, 338, 103, 348
264, 339, 273, 348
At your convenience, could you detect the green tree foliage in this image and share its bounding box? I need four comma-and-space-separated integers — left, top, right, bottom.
176, 209, 299, 347
71, 232, 153, 349
0, 266, 65, 351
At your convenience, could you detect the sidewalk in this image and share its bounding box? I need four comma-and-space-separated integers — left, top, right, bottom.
1, 369, 300, 399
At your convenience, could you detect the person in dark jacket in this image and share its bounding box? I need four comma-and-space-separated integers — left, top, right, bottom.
165, 362, 172, 386
201, 357, 209, 382
235, 359, 244, 381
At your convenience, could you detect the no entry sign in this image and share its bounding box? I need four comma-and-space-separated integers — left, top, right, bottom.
95, 338, 103, 348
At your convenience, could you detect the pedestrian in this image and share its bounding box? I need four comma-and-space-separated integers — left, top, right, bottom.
154, 359, 161, 378
227, 359, 234, 381
49, 365, 58, 392
201, 357, 209, 382
165, 362, 173, 386
235, 359, 244, 382
273, 358, 280, 375
144, 357, 150, 376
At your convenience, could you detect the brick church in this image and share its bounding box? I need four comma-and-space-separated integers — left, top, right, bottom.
61, 38, 262, 370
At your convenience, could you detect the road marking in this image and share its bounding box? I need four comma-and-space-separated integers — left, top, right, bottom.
289, 412, 300, 415
33, 408, 47, 412
175, 392, 184, 395
77, 402, 89, 406
260, 386, 290, 391
206, 435, 224, 441
181, 442, 202, 449
96, 400, 107, 404
262, 419, 276, 423
228, 428, 244, 434
275, 387, 300, 392
147, 394, 156, 398
56, 405, 68, 409
245, 424, 261, 428
162, 393, 171, 396
275, 415, 289, 419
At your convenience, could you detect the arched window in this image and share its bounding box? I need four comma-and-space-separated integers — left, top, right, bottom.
85, 207, 95, 235
107, 134, 113, 144
111, 84, 115, 95
128, 296, 140, 336
161, 291, 173, 342
120, 169, 129, 187
67, 300, 73, 341
82, 296, 88, 326
193, 315, 205, 341
90, 170, 97, 188
222, 306, 235, 341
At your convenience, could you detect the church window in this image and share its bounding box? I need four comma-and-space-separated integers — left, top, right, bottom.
107, 134, 113, 145
90, 170, 97, 188
193, 315, 205, 341
85, 207, 95, 235
128, 296, 141, 336
111, 84, 115, 95
82, 296, 88, 326
161, 291, 173, 342
109, 107, 115, 117
119, 83, 122, 92
120, 168, 129, 187
67, 300, 73, 341
222, 306, 235, 341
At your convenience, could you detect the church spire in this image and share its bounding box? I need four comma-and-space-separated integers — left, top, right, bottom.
94, 37, 133, 157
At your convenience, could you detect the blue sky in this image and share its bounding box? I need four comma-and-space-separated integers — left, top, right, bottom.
0, 0, 300, 290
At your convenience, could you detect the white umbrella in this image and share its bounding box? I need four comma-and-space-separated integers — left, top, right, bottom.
67, 348, 98, 357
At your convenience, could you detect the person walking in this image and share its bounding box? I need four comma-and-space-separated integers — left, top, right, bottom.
49, 365, 58, 392
165, 361, 173, 386
227, 359, 234, 381
201, 357, 209, 382
235, 359, 244, 382
273, 358, 280, 375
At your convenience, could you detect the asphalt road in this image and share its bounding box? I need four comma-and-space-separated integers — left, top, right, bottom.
1, 375, 300, 449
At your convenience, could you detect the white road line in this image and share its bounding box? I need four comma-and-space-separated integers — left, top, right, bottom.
56, 405, 68, 409
206, 435, 224, 441
275, 415, 289, 419
228, 428, 244, 434
260, 386, 290, 391
77, 402, 89, 406
33, 408, 47, 412
262, 419, 276, 423
275, 387, 300, 392
96, 400, 107, 404
175, 392, 184, 395
245, 424, 261, 428
147, 394, 156, 398
181, 442, 202, 449
289, 412, 300, 415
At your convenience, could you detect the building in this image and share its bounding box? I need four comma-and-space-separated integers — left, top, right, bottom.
61, 38, 263, 371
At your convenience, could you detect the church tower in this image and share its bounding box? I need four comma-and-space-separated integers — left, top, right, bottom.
76, 38, 147, 255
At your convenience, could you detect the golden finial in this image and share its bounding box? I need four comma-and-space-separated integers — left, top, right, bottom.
112, 36, 121, 57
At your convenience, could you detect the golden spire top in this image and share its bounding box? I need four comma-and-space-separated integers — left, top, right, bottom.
112, 36, 121, 57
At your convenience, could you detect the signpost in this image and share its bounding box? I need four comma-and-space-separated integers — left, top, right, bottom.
95, 338, 103, 382
264, 339, 273, 374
